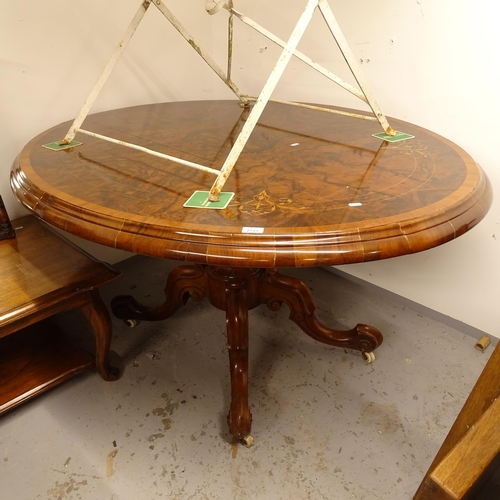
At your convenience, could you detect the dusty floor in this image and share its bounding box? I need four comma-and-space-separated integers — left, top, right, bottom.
0, 256, 497, 499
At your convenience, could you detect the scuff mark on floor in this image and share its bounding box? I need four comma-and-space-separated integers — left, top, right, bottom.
47, 477, 88, 499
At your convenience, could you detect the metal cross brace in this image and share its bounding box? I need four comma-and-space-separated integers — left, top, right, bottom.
56, 0, 396, 202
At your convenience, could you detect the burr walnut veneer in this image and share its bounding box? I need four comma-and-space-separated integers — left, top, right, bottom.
11, 100, 492, 443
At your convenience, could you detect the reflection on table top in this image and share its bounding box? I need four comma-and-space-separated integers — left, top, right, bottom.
11, 100, 492, 267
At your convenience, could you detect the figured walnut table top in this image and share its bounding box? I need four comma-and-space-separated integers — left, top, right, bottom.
11, 100, 492, 268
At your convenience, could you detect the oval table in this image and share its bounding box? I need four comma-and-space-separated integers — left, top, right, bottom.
11, 100, 492, 444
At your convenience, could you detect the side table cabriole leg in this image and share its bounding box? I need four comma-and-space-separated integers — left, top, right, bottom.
80, 289, 119, 381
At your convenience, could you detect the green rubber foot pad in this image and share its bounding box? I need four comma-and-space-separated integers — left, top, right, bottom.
372, 131, 414, 142
184, 191, 235, 209
42, 141, 82, 151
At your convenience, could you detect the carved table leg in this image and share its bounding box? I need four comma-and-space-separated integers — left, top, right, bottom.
206, 267, 263, 445
110, 264, 382, 443
111, 264, 208, 322
225, 277, 252, 442
81, 289, 119, 381
259, 269, 383, 354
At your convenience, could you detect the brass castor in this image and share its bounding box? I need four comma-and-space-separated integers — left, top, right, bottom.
241, 435, 254, 448
362, 351, 376, 364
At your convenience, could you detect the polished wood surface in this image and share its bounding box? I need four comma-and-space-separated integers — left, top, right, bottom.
11, 100, 492, 267
0, 215, 120, 412
10, 101, 492, 443
0, 320, 94, 414
1, 216, 119, 333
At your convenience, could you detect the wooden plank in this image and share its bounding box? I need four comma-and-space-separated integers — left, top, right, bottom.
414, 342, 500, 499
423, 397, 500, 498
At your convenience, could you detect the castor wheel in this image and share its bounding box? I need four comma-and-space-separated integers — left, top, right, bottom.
125, 318, 140, 328
241, 435, 254, 448
362, 352, 376, 364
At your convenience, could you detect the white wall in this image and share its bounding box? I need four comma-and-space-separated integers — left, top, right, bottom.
2, 1, 499, 334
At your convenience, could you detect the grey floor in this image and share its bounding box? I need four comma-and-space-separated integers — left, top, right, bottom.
1, 256, 497, 499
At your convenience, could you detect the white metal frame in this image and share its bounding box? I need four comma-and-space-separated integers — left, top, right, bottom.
58, 0, 395, 201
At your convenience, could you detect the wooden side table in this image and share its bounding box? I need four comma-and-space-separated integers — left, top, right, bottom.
0, 215, 120, 414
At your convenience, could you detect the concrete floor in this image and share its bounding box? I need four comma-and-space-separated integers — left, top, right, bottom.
0, 256, 496, 499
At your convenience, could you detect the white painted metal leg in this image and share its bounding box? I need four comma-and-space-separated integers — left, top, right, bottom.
60, 0, 153, 145
318, 0, 395, 136
207, 0, 319, 201
55, 0, 396, 203
76, 129, 220, 175
229, 6, 366, 102
154, 0, 247, 104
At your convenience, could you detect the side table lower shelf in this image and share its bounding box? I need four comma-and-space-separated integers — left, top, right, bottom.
0, 319, 94, 414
